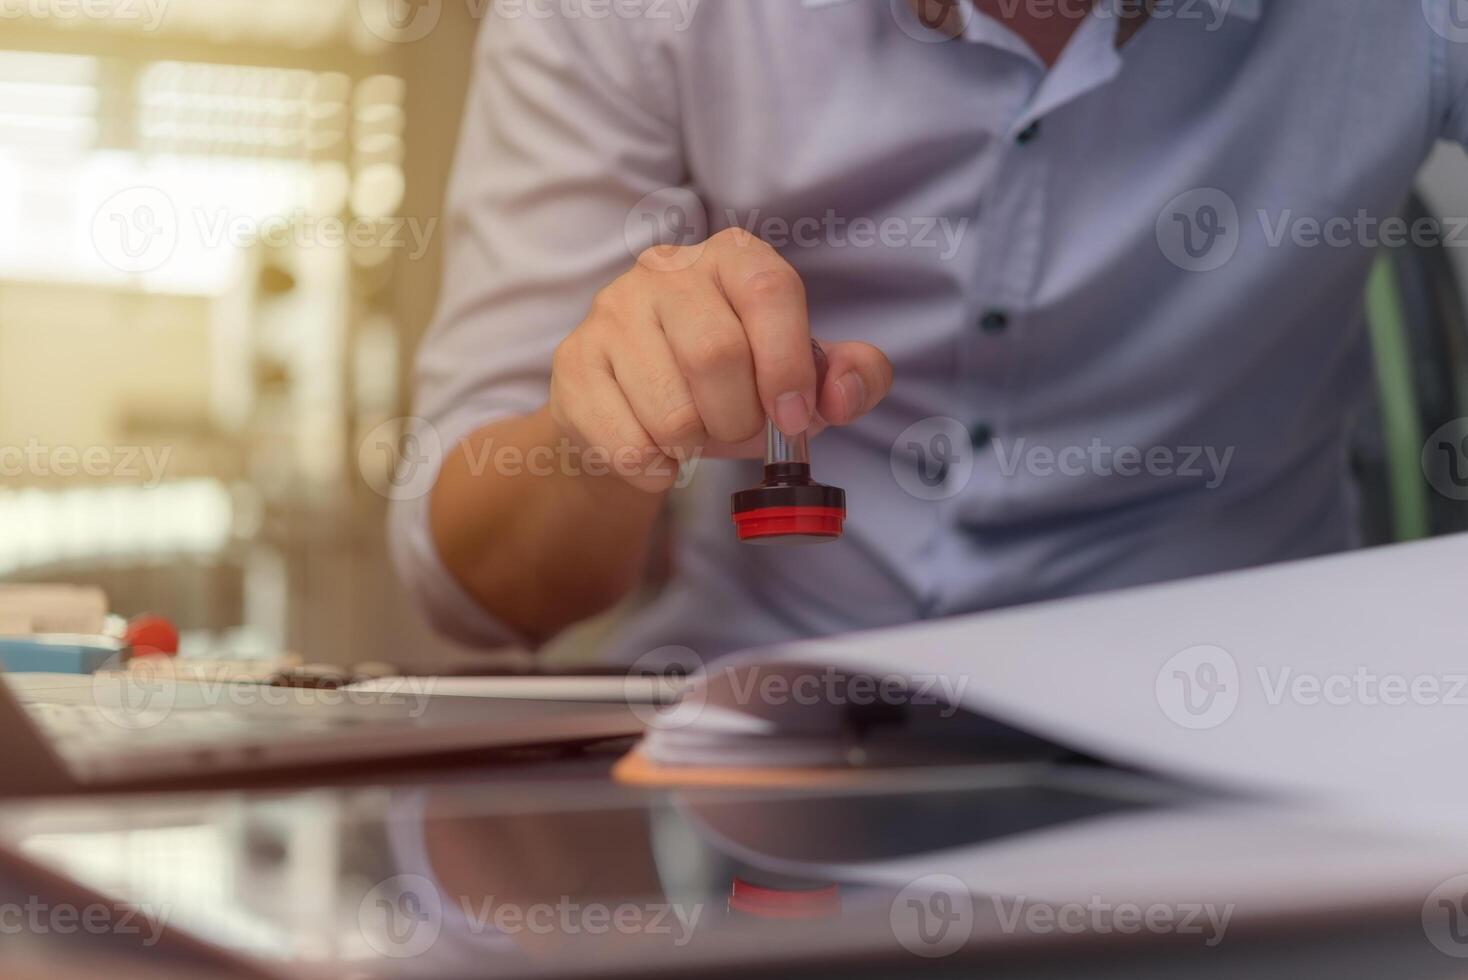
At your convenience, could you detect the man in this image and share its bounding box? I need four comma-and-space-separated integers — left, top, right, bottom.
391, 0, 1468, 663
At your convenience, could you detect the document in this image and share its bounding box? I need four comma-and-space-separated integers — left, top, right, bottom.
638, 533, 1468, 835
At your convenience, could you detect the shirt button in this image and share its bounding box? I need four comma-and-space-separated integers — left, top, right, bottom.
970, 423, 994, 451
980, 309, 1010, 334
1016, 120, 1042, 145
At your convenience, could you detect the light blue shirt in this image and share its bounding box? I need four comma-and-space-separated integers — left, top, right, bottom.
390, 0, 1468, 661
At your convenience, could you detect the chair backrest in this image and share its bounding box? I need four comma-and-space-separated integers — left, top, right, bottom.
1356, 191, 1468, 544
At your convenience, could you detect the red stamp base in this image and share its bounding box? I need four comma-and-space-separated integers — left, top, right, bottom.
732, 505, 845, 542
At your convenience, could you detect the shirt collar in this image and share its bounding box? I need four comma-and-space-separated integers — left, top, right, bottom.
802, 0, 1265, 28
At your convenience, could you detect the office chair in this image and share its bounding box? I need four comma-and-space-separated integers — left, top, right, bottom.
1355, 191, 1468, 544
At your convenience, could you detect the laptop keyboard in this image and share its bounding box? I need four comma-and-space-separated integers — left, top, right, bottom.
26, 701, 256, 746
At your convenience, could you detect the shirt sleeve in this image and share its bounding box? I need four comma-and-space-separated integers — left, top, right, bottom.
388, 3, 691, 648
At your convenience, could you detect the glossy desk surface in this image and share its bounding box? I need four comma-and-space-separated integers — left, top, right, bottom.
0, 751, 1461, 979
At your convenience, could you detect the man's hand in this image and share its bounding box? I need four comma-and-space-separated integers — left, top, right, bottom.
429, 229, 894, 644
548, 228, 894, 493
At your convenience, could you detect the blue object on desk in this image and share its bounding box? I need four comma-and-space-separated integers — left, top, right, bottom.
0, 635, 122, 675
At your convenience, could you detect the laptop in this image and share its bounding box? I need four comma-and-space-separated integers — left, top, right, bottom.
0, 663, 657, 794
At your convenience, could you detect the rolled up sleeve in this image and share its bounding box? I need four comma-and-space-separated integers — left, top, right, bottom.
389, 2, 689, 647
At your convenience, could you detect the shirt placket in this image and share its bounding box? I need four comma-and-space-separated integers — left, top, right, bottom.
939, 5, 1134, 609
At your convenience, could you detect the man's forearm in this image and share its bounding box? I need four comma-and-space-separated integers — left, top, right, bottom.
428, 407, 664, 646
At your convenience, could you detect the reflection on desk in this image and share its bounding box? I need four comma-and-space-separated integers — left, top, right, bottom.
0, 758, 1461, 979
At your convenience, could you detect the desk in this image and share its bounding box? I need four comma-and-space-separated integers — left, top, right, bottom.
0, 751, 1460, 979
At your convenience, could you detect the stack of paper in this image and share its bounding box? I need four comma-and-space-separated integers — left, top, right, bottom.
638, 534, 1468, 836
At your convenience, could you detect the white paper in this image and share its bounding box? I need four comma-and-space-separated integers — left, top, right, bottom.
653, 533, 1468, 834
348, 675, 682, 705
